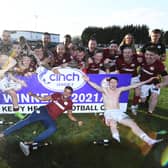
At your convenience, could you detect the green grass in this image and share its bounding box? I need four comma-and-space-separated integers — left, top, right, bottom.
0, 111, 167, 168
0, 114, 143, 168
0, 55, 168, 168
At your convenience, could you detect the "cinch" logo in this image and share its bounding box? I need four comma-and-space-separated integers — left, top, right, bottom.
36, 67, 85, 92
49, 73, 80, 81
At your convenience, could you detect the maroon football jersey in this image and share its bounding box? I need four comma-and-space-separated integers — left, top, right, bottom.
46, 93, 73, 120
116, 56, 140, 77
140, 59, 166, 82
87, 62, 104, 74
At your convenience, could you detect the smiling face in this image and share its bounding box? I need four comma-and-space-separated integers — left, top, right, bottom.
56, 44, 65, 56
88, 39, 97, 52
63, 87, 73, 99
76, 51, 85, 61
145, 50, 157, 64
2, 31, 11, 43
109, 78, 118, 89
93, 52, 103, 63
150, 32, 161, 43
123, 48, 133, 62
22, 56, 32, 68
12, 43, 21, 56
124, 34, 133, 45
43, 34, 51, 45
34, 47, 44, 60
109, 43, 118, 54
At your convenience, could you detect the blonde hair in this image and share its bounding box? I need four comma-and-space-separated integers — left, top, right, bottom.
119, 34, 136, 53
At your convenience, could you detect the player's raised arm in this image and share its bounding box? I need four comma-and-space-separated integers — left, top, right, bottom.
120, 77, 158, 92
83, 74, 104, 93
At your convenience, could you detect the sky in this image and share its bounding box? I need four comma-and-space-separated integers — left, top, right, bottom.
0, 0, 168, 40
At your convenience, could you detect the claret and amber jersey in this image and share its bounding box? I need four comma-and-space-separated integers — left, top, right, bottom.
116, 56, 140, 77
140, 59, 168, 83
46, 93, 73, 120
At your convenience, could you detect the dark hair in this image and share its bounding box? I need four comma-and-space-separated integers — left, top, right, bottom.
64, 34, 71, 39
77, 46, 85, 52
29, 54, 37, 64
152, 29, 161, 34
44, 32, 50, 36
13, 41, 20, 45
107, 77, 119, 82
65, 86, 73, 93
95, 49, 103, 54
89, 35, 97, 41
19, 36, 26, 41
43, 50, 49, 58
122, 45, 133, 51
145, 46, 159, 55
110, 40, 118, 45
34, 44, 43, 50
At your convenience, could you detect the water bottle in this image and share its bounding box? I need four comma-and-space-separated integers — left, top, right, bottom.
0, 120, 14, 125
93, 139, 110, 146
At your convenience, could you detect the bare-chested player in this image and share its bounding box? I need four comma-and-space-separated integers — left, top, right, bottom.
83, 75, 162, 146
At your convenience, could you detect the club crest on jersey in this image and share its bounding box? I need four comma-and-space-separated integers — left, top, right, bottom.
99, 63, 103, 67
64, 101, 68, 106
131, 64, 135, 67
150, 66, 154, 71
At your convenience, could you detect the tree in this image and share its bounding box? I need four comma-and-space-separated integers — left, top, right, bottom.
81, 27, 102, 46
72, 36, 82, 46
81, 24, 150, 45
163, 31, 168, 46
